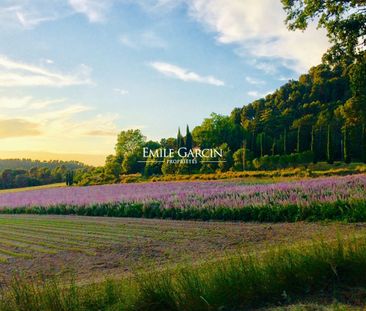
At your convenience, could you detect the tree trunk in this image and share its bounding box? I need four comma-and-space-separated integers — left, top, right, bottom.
343, 126, 351, 164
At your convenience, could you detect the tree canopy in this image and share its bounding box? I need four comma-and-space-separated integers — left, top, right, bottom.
282, 0, 366, 63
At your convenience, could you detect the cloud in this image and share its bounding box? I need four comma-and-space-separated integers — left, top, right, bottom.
0, 96, 65, 110
150, 62, 224, 86
119, 31, 167, 49
113, 88, 129, 95
0, 118, 41, 138
76, 113, 120, 137
251, 61, 278, 75
0, 2, 70, 29
68, 0, 112, 22
184, 0, 330, 73
84, 130, 117, 136
15, 11, 57, 28
247, 90, 272, 98
0, 95, 120, 141
0, 1, 113, 29
245, 76, 265, 85
0, 55, 92, 87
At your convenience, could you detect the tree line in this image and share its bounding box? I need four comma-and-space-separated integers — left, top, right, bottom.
0, 160, 87, 189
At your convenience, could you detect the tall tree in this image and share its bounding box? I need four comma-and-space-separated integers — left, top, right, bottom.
177, 127, 184, 149
185, 125, 193, 150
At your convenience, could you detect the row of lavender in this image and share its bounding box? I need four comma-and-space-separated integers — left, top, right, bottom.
0, 175, 365, 221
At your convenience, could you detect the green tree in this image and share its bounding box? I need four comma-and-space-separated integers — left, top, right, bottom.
217, 143, 233, 172
104, 155, 122, 182
160, 137, 177, 149
177, 128, 184, 149
161, 154, 179, 175
121, 152, 144, 174
115, 129, 146, 158
192, 113, 243, 151
282, 0, 366, 63
185, 125, 193, 150
144, 153, 163, 176
340, 55, 366, 126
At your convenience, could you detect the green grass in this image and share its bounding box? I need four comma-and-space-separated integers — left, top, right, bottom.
3, 199, 366, 223
1, 235, 366, 310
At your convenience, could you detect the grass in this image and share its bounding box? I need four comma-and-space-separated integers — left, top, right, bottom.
120, 162, 366, 184
3, 199, 366, 223
0, 215, 364, 285
0, 183, 65, 194
1, 235, 366, 310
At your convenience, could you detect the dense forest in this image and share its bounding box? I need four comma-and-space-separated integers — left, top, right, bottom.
0, 160, 88, 189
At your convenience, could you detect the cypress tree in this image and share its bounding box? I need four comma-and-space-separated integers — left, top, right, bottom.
327, 124, 334, 164
343, 126, 351, 163
177, 128, 183, 149
185, 125, 193, 150
283, 128, 287, 155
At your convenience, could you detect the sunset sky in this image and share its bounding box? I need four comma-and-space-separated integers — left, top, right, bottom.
0, 0, 330, 165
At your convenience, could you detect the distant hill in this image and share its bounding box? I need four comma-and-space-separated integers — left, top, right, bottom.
0, 151, 106, 166
0, 159, 88, 172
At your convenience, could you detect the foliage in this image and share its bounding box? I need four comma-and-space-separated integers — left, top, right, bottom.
115, 129, 146, 158
192, 113, 243, 151
282, 0, 366, 63
0, 165, 83, 190
0, 159, 86, 173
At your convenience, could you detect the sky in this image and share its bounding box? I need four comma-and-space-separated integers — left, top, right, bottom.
0, 0, 330, 165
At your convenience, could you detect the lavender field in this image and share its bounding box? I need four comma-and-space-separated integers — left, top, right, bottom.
0, 174, 365, 208
0, 175, 365, 222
